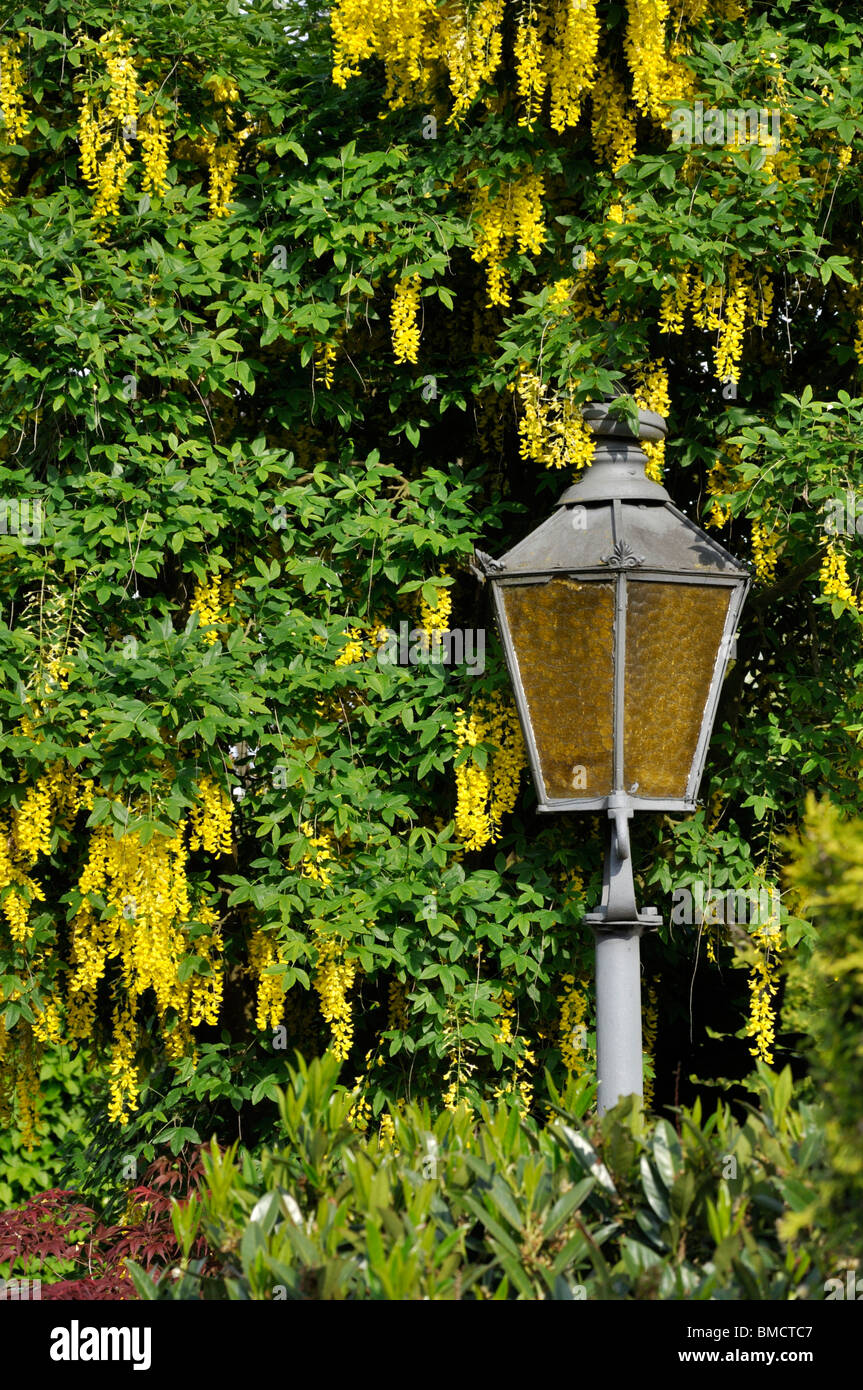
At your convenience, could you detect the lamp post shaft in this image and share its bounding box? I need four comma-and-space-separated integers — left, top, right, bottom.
594, 926, 643, 1114
584, 810, 657, 1114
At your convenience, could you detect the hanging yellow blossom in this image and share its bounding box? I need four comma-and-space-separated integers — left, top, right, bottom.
190, 570, 234, 643
387, 977, 409, 1030
249, 929, 287, 1031
453, 697, 525, 851
314, 341, 337, 388
419, 570, 452, 636
820, 544, 860, 611
746, 925, 782, 1065
391, 274, 422, 364
76, 29, 140, 238
331, 0, 504, 122
514, 7, 548, 131
492, 987, 535, 1110
445, 0, 505, 124
0, 37, 29, 143
472, 172, 547, 307
516, 369, 596, 475
139, 81, 171, 197
632, 359, 671, 481
300, 820, 335, 886
547, 0, 601, 132
196, 72, 252, 218
591, 58, 637, 172
659, 271, 691, 335
313, 931, 356, 1060
558, 973, 589, 1078
188, 773, 233, 855
65, 820, 224, 1118
751, 521, 780, 584
705, 457, 733, 528
624, 0, 672, 120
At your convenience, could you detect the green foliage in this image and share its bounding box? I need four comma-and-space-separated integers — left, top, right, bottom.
0, 1048, 98, 1207
784, 796, 863, 1256
2, 0, 862, 1138
129, 1053, 832, 1301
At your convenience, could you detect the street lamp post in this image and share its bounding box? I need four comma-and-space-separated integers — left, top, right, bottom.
474, 403, 750, 1114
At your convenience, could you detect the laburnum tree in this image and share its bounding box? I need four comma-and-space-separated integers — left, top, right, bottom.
0, 0, 861, 1155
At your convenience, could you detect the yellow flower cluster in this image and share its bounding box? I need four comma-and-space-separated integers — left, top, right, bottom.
190, 571, 234, 644
591, 58, 637, 172
332, 1, 503, 120
249, 929, 286, 1030
188, 773, 233, 855
820, 544, 860, 611
347, 1046, 388, 1131
492, 988, 535, 1111
706, 459, 732, 528
300, 820, 335, 886
854, 313, 863, 371
196, 73, 252, 219
658, 271, 691, 335
0, 37, 29, 143
625, 0, 671, 119
419, 570, 452, 635
139, 81, 170, 197
445, 0, 505, 124
332, 0, 428, 105
632, 359, 671, 482
751, 520, 780, 584
0, 764, 91, 944
547, 0, 601, 133
77, 29, 139, 239
514, 7, 548, 131
746, 925, 781, 1066
516, 369, 596, 476
472, 173, 547, 307
660, 258, 773, 384
453, 697, 525, 851
442, 1043, 476, 1112
314, 341, 337, 388
201, 135, 241, 219
335, 626, 366, 666
332, 0, 603, 133
558, 973, 589, 1077
66, 823, 223, 1121
1, 1021, 41, 1150
13, 777, 53, 866
387, 977, 409, 1030
313, 931, 357, 1060
390, 274, 422, 364
642, 982, 659, 1107
108, 1001, 140, 1124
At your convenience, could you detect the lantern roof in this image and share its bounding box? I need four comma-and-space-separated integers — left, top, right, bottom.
481, 404, 748, 582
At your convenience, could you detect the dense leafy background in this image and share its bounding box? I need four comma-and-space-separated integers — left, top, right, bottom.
0, 0, 862, 1182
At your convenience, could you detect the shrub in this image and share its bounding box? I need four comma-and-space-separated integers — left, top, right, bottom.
128, 1054, 833, 1301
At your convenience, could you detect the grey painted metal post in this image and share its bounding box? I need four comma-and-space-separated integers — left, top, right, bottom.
584, 802, 660, 1115
594, 927, 643, 1114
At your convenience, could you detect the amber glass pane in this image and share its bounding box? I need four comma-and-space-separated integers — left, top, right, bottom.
624, 581, 730, 799
502, 579, 615, 800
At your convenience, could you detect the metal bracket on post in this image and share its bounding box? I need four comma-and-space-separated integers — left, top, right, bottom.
583, 794, 661, 933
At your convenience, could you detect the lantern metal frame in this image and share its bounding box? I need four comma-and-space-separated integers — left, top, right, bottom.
475, 407, 750, 829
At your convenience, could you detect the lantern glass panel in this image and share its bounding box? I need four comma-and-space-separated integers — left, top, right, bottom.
623, 580, 731, 798
501, 578, 615, 800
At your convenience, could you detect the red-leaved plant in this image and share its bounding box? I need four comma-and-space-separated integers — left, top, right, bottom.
0, 1149, 210, 1300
